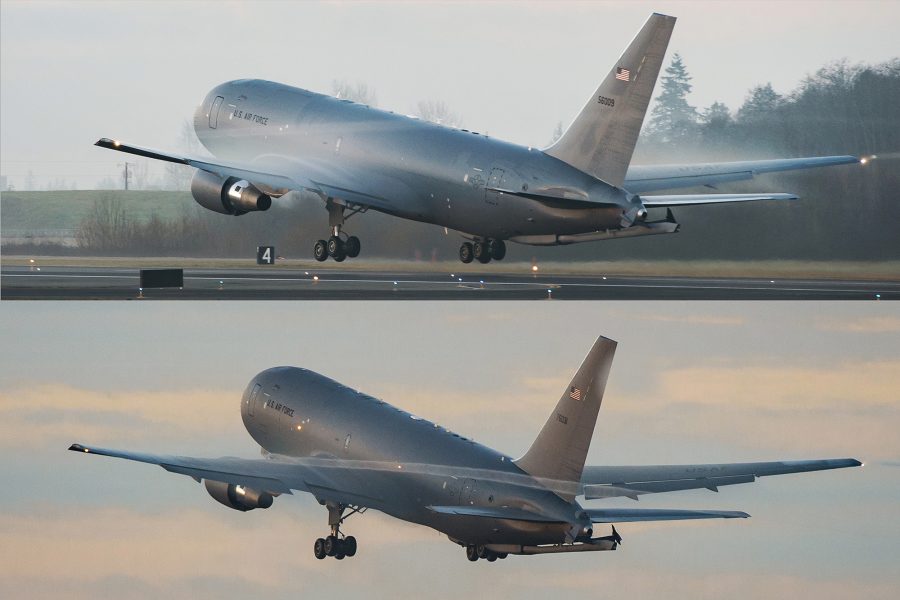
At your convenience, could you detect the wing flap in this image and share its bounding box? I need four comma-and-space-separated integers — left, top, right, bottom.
583, 474, 756, 500
587, 508, 749, 523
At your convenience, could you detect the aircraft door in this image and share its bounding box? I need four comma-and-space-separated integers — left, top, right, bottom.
485, 168, 505, 205
209, 96, 224, 129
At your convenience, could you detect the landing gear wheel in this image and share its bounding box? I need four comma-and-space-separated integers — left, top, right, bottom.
324, 535, 338, 557
488, 239, 506, 261
335, 551, 346, 560
486, 553, 497, 562
466, 545, 479, 562
476, 544, 488, 559
343, 536, 357, 557
313, 240, 328, 262
473, 241, 491, 264
459, 242, 474, 264
327, 236, 344, 258
314, 538, 327, 560
345, 236, 361, 258
497, 553, 508, 559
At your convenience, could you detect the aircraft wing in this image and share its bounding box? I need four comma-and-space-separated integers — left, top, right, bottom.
586, 508, 749, 523
624, 155, 860, 193
640, 192, 798, 207
94, 138, 416, 213
579, 458, 861, 500
67, 442, 395, 507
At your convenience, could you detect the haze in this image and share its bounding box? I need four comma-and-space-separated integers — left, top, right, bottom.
2, 1, 898, 188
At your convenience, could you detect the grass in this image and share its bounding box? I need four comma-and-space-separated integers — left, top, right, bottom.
0, 190, 193, 230
3, 255, 899, 281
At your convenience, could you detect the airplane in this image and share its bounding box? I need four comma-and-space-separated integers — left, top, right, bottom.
69, 336, 861, 562
94, 13, 859, 264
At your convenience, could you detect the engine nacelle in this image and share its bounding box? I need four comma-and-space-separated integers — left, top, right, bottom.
191, 170, 272, 215
204, 479, 274, 511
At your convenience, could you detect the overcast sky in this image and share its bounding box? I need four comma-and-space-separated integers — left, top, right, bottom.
1, 301, 898, 599
1, 0, 898, 188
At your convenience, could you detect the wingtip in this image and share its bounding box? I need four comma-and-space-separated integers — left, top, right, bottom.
68, 443, 88, 452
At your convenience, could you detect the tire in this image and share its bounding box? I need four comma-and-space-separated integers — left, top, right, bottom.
345, 236, 361, 258
333, 249, 346, 262
497, 553, 508, 559
459, 242, 474, 264
473, 241, 490, 263
334, 551, 345, 560
343, 536, 357, 557
486, 553, 497, 562
466, 545, 479, 562
314, 538, 327, 560
327, 236, 344, 257
324, 535, 338, 556
476, 544, 488, 559
313, 240, 328, 262
489, 239, 506, 261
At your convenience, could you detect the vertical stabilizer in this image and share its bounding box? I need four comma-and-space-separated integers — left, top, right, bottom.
514, 337, 617, 501
544, 13, 675, 187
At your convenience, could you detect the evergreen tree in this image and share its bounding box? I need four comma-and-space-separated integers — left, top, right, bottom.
700, 101, 733, 149
646, 53, 699, 145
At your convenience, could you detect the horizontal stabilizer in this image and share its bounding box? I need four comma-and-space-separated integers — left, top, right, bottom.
641, 193, 798, 207
586, 508, 749, 523
427, 505, 566, 523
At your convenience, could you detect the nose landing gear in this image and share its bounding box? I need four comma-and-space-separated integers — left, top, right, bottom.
459, 239, 506, 264
313, 502, 364, 560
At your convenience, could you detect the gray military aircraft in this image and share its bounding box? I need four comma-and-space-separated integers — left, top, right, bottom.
95, 13, 858, 264
70, 336, 860, 562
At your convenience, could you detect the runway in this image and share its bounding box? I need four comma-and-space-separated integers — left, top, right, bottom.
2, 265, 897, 300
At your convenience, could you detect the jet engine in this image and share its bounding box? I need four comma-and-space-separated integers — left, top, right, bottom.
204, 479, 274, 511
191, 170, 272, 215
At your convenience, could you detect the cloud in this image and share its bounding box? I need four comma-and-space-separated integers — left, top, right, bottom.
816, 316, 900, 333
0, 385, 241, 448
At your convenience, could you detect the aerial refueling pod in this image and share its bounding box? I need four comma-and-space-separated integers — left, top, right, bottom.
191, 170, 272, 215
204, 479, 274, 511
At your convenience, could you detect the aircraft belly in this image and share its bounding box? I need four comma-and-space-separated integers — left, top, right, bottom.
427, 514, 568, 546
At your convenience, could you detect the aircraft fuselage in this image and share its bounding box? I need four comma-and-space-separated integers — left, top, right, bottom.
194, 79, 634, 241
241, 367, 589, 546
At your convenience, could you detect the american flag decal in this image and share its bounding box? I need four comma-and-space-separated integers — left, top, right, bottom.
569, 386, 582, 401
615, 67, 631, 82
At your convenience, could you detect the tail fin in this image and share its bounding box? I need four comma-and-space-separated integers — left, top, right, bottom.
514, 337, 617, 501
544, 13, 676, 188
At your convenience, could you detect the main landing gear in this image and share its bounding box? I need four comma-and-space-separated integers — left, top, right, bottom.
465, 544, 508, 562
313, 200, 364, 262
459, 239, 506, 264
313, 501, 363, 560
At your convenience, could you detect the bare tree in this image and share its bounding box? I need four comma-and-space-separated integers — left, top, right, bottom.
164, 120, 202, 190
415, 100, 462, 127
331, 80, 378, 106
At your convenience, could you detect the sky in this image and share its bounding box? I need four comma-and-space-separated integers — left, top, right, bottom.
1, 301, 898, 599
1, 0, 898, 189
